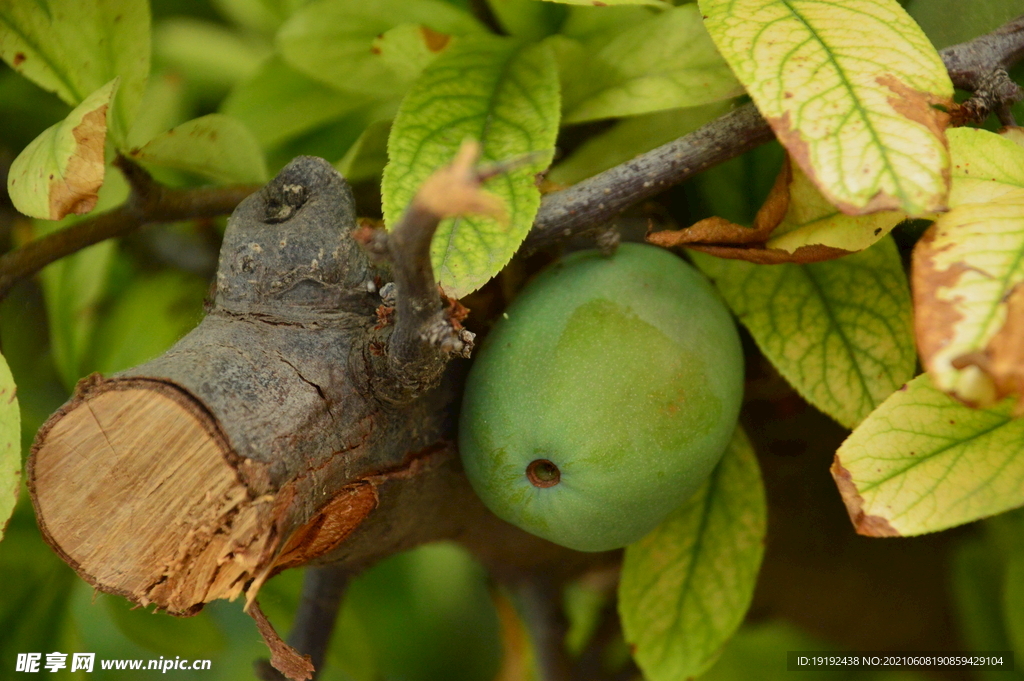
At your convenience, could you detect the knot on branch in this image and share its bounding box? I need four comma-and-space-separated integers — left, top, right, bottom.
354, 141, 504, 402
951, 69, 1024, 126
215, 156, 373, 316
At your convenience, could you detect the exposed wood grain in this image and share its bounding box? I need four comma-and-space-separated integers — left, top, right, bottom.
31, 380, 277, 614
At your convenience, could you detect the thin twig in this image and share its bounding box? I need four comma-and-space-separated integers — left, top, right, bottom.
526, 103, 773, 251
356, 141, 500, 400
509, 576, 573, 681
526, 14, 1024, 250
0, 157, 258, 301
255, 566, 349, 681
942, 15, 1024, 89
4, 16, 1024, 301
288, 566, 349, 677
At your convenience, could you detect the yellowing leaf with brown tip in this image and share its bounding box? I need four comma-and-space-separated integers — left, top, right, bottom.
7, 79, 117, 220
833, 374, 1024, 537
0, 0, 149, 146
914, 128, 1024, 408
699, 0, 953, 216
766, 160, 905, 254
648, 156, 903, 262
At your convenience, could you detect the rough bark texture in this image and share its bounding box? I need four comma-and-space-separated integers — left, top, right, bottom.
29, 157, 610, 639
23, 17, 1024, 679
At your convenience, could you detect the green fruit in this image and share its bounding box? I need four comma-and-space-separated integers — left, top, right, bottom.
459, 243, 744, 552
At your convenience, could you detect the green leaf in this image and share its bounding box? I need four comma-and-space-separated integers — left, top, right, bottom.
0, 284, 67, 449
0, 67, 71, 152
548, 102, 729, 186
129, 114, 268, 184
563, 579, 609, 657
0, 0, 150, 145
342, 543, 502, 681
222, 56, 364, 149
0, 351, 20, 540
212, 0, 307, 35
1005, 552, 1024, 658
557, 4, 653, 43
833, 374, 1024, 537
908, 0, 1024, 50
125, 71, 187, 149
336, 119, 392, 183
701, 623, 846, 681
560, 5, 740, 123
7, 79, 116, 220
543, 0, 666, 6
266, 106, 390, 177
699, 0, 953, 216
487, 0, 566, 41
90, 271, 208, 376
277, 0, 484, 98
950, 538, 1022, 681
382, 37, 560, 298
103, 594, 226, 656
619, 427, 766, 681
692, 236, 915, 429
696, 141, 785, 227
0, 510, 79, 665
153, 18, 269, 99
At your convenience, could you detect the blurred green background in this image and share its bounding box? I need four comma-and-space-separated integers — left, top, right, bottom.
2, 0, 1024, 679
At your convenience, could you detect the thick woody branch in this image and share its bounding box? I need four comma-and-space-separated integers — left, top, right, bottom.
527, 14, 1024, 249
0, 157, 258, 302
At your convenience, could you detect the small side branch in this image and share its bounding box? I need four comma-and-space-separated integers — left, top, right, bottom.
0, 157, 258, 302
943, 14, 1024, 90
288, 566, 349, 676
255, 566, 349, 681
356, 142, 502, 401
508, 576, 573, 681
526, 104, 774, 251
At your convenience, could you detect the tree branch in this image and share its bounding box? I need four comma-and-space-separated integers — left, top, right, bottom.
509, 576, 573, 681
255, 566, 349, 681
526, 13, 1024, 250
526, 104, 773, 251
356, 141, 501, 402
6, 16, 1024, 304
0, 157, 258, 302
942, 15, 1024, 89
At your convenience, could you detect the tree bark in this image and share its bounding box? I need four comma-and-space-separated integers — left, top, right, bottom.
24, 15, 1024, 679
28, 157, 611, 637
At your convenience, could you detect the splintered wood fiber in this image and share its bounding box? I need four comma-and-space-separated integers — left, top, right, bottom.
32, 386, 275, 613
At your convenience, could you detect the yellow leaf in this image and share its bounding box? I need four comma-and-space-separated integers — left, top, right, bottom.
699, 0, 953, 216
767, 159, 905, 253
914, 129, 1024, 407
915, 190, 1024, 407
7, 79, 117, 220
648, 156, 903, 261
947, 127, 1024, 207
833, 374, 1024, 537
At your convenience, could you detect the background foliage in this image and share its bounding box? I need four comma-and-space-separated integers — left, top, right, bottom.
1, 0, 1024, 679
